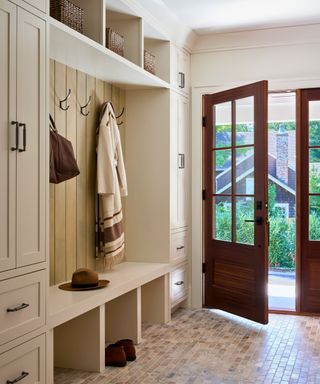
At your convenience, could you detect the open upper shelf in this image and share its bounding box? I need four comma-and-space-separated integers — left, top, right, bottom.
49, 17, 170, 90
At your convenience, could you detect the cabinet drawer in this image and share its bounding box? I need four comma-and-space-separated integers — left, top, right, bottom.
171, 231, 188, 264
0, 270, 45, 345
0, 334, 45, 384
170, 264, 188, 306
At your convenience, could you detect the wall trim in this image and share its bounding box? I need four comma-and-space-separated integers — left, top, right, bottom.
192, 23, 320, 55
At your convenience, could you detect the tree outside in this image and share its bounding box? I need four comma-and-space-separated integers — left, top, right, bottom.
214, 120, 320, 270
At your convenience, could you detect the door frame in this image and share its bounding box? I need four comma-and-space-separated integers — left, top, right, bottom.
191, 80, 320, 313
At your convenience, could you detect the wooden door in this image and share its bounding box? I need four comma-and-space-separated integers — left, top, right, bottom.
203, 81, 269, 324
16, 8, 46, 267
0, 0, 17, 272
298, 88, 320, 313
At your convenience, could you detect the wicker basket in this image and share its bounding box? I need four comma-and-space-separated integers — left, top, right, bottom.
106, 28, 124, 57
144, 50, 156, 75
50, 0, 84, 34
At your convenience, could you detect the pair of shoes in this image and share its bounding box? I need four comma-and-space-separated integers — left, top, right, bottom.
105, 339, 136, 367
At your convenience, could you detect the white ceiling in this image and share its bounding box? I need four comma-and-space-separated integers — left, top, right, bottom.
160, 0, 320, 34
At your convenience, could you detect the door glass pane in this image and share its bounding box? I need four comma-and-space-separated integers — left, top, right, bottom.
309, 149, 320, 193
235, 147, 254, 194
309, 195, 320, 240
236, 96, 254, 146
214, 149, 232, 194
236, 197, 254, 245
309, 101, 320, 147
214, 102, 232, 148
213, 196, 232, 242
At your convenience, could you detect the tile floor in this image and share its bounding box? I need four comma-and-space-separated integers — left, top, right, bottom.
55, 308, 320, 384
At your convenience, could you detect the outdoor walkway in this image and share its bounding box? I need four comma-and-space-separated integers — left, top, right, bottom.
268, 270, 295, 311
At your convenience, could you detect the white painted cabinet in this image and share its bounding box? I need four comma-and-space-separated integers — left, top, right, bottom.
0, 1, 46, 272
170, 263, 188, 307
170, 91, 189, 231
0, 334, 46, 384
171, 45, 190, 94
22, 0, 47, 13
0, 0, 17, 273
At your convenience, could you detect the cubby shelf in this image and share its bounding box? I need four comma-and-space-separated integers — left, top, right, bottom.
49, 17, 170, 90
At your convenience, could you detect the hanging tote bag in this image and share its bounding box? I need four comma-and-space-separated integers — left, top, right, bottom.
49, 114, 80, 184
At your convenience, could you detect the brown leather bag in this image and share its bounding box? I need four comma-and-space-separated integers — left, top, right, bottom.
49, 114, 80, 184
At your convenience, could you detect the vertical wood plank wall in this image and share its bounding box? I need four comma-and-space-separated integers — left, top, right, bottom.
50, 59, 126, 285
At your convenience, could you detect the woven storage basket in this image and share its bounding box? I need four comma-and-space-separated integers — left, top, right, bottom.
144, 50, 156, 75
106, 28, 124, 57
50, 0, 84, 34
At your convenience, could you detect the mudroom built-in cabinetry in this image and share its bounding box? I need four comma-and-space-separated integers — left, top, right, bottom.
0, 0, 48, 383
1, 0, 191, 381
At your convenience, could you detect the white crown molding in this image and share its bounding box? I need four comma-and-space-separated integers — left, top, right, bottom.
192, 23, 320, 54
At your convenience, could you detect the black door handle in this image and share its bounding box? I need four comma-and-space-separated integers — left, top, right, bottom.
244, 217, 263, 225
18, 123, 26, 152
11, 121, 19, 151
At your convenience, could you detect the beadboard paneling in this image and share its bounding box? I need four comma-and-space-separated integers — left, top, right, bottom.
50, 60, 125, 285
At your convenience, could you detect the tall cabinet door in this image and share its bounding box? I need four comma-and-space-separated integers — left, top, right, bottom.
177, 96, 188, 228
170, 92, 189, 230
0, 1, 17, 272
16, 8, 46, 267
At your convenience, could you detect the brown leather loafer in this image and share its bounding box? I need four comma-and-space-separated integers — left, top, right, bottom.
115, 339, 136, 361
105, 344, 127, 367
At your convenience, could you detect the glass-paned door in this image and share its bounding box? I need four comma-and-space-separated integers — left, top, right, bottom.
203, 81, 269, 324
299, 89, 320, 313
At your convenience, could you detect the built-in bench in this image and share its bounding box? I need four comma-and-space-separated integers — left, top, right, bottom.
47, 262, 171, 382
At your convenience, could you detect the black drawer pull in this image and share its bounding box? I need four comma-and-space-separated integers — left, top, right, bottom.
7, 371, 29, 383
6, 303, 30, 312
174, 281, 184, 286
176, 246, 185, 250
11, 121, 19, 151
18, 123, 26, 152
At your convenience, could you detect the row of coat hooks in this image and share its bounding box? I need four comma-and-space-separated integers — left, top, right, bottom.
59, 89, 124, 125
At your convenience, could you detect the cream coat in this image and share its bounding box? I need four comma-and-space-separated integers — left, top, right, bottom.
96, 102, 127, 269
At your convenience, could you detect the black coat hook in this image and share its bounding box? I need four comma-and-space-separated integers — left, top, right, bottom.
59, 89, 71, 111
116, 107, 124, 119
80, 96, 92, 116
109, 102, 124, 125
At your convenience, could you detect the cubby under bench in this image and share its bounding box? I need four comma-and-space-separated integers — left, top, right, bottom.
47, 261, 171, 382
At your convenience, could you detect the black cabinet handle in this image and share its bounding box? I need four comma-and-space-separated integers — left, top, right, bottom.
178, 154, 185, 169
11, 121, 19, 151
6, 303, 30, 312
174, 281, 184, 286
6, 371, 29, 384
176, 246, 185, 250
178, 72, 185, 89
18, 123, 26, 152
